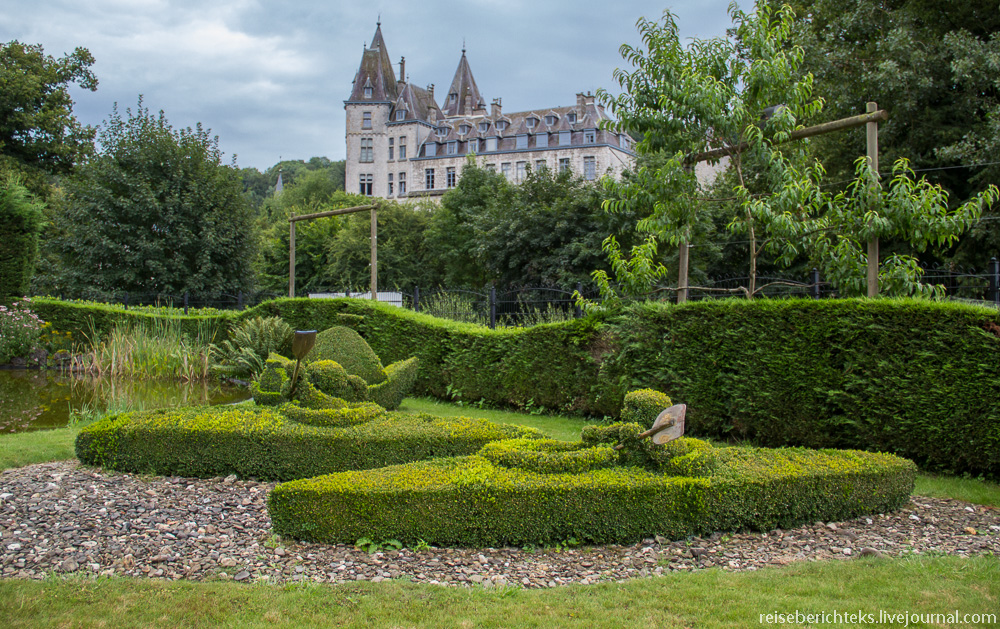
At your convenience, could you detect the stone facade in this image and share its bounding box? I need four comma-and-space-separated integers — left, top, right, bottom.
345, 23, 636, 201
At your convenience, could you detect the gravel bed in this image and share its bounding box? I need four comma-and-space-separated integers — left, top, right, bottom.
2, 461, 998, 589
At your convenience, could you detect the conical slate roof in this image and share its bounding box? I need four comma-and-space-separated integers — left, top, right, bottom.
441, 49, 484, 117
347, 23, 399, 102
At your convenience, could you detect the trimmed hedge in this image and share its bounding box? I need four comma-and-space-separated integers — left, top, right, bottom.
367, 357, 420, 410
75, 405, 542, 481
267, 442, 916, 546
36, 295, 1000, 476
621, 389, 672, 428
307, 325, 387, 385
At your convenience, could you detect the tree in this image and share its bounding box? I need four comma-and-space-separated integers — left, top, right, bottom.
48, 100, 256, 296
775, 1, 1000, 269
0, 173, 45, 301
598, 2, 823, 302
0, 41, 97, 185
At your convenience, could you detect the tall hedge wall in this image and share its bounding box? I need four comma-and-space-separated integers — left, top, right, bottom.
35, 296, 1000, 476
599, 299, 1000, 478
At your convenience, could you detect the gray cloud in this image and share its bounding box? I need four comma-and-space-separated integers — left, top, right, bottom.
3, 0, 741, 170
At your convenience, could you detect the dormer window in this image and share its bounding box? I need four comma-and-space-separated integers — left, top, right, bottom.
449, 93, 457, 104
496, 120, 508, 132
567, 113, 577, 124
516, 134, 528, 149
437, 127, 449, 138
479, 122, 490, 133
364, 86, 373, 99
396, 110, 405, 121
584, 129, 596, 143
526, 117, 537, 129
545, 115, 556, 125
459, 124, 470, 135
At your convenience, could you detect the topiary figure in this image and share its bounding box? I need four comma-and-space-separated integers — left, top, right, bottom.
280, 402, 385, 428
308, 360, 368, 403
308, 326, 387, 385
250, 357, 293, 405
367, 357, 419, 410
621, 389, 672, 428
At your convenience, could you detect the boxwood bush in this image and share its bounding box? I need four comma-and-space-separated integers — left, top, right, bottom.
75, 405, 541, 481
267, 442, 915, 546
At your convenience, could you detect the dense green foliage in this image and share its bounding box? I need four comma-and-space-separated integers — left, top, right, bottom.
620, 389, 673, 428
268, 438, 914, 545
35, 294, 1000, 477
211, 315, 293, 379
75, 405, 540, 481
308, 325, 387, 384
601, 299, 1000, 477
0, 175, 45, 301
44, 100, 256, 297
0, 41, 97, 184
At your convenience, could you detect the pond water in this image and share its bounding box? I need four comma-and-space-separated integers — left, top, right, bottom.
0, 369, 251, 434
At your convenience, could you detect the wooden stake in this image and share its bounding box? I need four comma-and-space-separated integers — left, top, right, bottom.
289, 219, 296, 298
370, 205, 378, 301
866, 102, 879, 298
677, 240, 690, 304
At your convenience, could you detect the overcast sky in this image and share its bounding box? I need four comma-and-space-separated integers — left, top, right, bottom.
3, 0, 744, 171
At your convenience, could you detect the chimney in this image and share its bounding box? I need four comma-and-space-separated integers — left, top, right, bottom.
399, 57, 405, 83
491, 97, 502, 119
428, 83, 435, 98
582, 91, 595, 106
576, 92, 586, 108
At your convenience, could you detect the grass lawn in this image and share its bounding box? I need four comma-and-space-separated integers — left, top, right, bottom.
1, 398, 999, 627
0, 556, 997, 628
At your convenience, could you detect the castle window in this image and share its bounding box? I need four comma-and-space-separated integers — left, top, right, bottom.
479, 122, 489, 133
446, 166, 457, 188
620, 134, 630, 150
468, 138, 479, 154
559, 158, 570, 173
536, 132, 548, 148
449, 93, 457, 104
437, 127, 449, 138
447, 141, 458, 155
388, 173, 394, 196
515, 134, 528, 150
485, 137, 497, 152
535, 159, 546, 171
501, 162, 511, 179
545, 114, 557, 125
567, 113, 577, 124
459, 124, 470, 135
425, 168, 435, 189
425, 142, 437, 157
496, 120, 508, 132
584, 156, 596, 180
484, 164, 496, 172
359, 174, 373, 196
584, 129, 596, 143
398, 172, 406, 194
526, 117, 537, 129
362, 112, 372, 129
396, 110, 405, 121
364, 86, 372, 99
360, 137, 374, 163
388, 137, 394, 160
515, 161, 526, 182
399, 137, 406, 159
559, 131, 571, 146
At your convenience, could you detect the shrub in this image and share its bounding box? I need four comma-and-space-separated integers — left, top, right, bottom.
478, 438, 618, 474
280, 402, 385, 428
621, 389, 672, 428
308, 360, 366, 402
367, 357, 420, 410
308, 325, 387, 384
212, 315, 293, 379
0, 299, 42, 364
267, 444, 915, 546
75, 406, 542, 481
0, 174, 44, 303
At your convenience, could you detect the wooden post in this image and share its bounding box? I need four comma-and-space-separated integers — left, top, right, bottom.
370, 204, 378, 301
677, 240, 690, 304
289, 218, 296, 298
866, 101, 879, 298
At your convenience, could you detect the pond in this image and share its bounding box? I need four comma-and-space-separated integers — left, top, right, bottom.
0, 369, 251, 434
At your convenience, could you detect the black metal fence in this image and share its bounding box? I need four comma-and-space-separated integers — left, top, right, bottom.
35, 258, 1000, 328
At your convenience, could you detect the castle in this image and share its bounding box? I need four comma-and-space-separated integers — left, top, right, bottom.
344, 23, 636, 201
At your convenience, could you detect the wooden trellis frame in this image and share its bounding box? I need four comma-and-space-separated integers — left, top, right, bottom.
288, 203, 378, 300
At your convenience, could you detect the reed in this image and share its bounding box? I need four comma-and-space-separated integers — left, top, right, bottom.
79, 317, 217, 381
